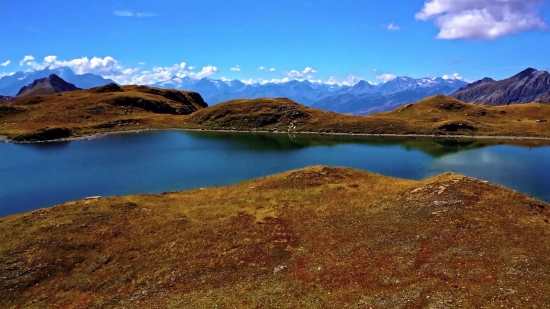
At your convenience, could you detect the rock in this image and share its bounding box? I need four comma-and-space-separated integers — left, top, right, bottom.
436, 121, 476, 132
536, 119, 548, 123
91, 83, 124, 93
13, 127, 72, 142
273, 265, 288, 275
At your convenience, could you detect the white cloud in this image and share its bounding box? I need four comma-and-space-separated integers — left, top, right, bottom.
370, 68, 378, 73
258, 66, 266, 70
191, 65, 218, 79
269, 68, 276, 71
16, 55, 221, 85
306, 75, 322, 83
20, 55, 124, 77
113, 10, 158, 17
188, 66, 195, 70
441, 73, 464, 80
129, 62, 189, 85
440, 73, 474, 82
0, 72, 16, 77
0, 60, 10, 67
286, 67, 318, 79
286, 70, 303, 78
376, 73, 397, 83
415, 0, 548, 40
19, 55, 35, 66
303, 67, 318, 74
387, 23, 401, 31
138, 62, 146, 65
259, 78, 290, 85
324, 74, 364, 86
230, 65, 241, 71
241, 78, 256, 85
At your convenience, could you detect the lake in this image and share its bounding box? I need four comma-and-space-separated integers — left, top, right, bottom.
1, 130, 549, 217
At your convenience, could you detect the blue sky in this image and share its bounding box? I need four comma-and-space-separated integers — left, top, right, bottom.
1, 0, 549, 85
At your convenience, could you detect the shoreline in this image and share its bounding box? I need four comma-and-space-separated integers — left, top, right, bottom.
2, 128, 550, 144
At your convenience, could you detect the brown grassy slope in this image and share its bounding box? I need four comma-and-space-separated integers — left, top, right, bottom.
372, 95, 550, 137
1, 166, 549, 308
185, 95, 550, 137
1, 93, 550, 141
0, 84, 207, 140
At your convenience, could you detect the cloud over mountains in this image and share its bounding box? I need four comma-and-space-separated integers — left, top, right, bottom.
7, 54, 469, 87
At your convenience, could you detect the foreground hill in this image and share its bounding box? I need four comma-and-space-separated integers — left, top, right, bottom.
16, 74, 81, 97
1, 166, 549, 308
452, 68, 550, 105
1, 92, 549, 142
0, 84, 207, 141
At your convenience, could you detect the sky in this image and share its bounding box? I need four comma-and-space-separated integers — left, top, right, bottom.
0, 0, 549, 86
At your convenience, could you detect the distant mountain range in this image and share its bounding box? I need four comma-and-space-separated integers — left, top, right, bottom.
153, 75, 468, 114
16, 74, 81, 97
312, 77, 467, 114
451, 68, 550, 105
153, 77, 346, 107
4, 66, 549, 114
0, 67, 115, 97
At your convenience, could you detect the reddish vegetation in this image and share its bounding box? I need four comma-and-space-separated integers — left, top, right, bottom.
1, 166, 549, 308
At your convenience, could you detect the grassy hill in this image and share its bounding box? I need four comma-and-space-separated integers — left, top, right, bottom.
1, 166, 549, 308
0, 84, 207, 141
183, 95, 550, 137
0, 90, 549, 142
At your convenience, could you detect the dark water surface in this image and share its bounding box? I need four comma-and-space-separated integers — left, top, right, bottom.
1, 131, 549, 217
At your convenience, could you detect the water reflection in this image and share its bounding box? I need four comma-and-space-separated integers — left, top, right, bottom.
1, 130, 549, 217
185, 131, 550, 157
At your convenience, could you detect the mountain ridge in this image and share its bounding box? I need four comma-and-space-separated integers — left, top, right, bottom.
152, 75, 468, 114
16, 74, 81, 97
451, 68, 550, 105
0, 67, 116, 96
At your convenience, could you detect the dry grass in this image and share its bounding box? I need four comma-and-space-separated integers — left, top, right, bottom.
0, 84, 206, 140
1, 166, 549, 308
185, 95, 550, 138
1, 92, 549, 141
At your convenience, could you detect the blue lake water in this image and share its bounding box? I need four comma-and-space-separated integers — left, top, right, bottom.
1, 130, 549, 217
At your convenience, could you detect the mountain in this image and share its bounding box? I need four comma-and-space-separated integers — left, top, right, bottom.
451, 68, 550, 105
0, 67, 115, 96
16, 74, 81, 97
311, 77, 468, 114
153, 77, 336, 106
0, 95, 15, 103
151, 75, 467, 114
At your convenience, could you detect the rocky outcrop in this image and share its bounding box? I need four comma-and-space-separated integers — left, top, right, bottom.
13, 127, 72, 142
16, 74, 81, 98
451, 68, 550, 105
91, 83, 124, 93
436, 121, 476, 132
